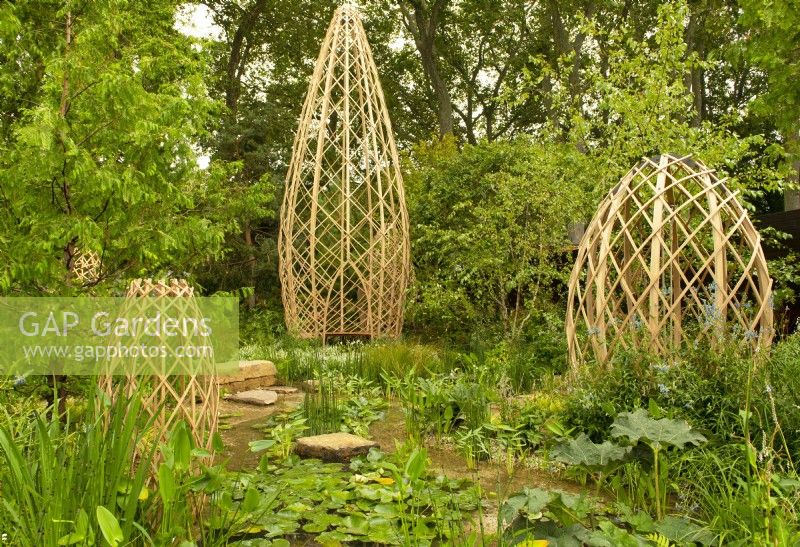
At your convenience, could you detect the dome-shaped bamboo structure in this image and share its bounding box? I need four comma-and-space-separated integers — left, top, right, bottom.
279, 4, 410, 340
566, 154, 773, 369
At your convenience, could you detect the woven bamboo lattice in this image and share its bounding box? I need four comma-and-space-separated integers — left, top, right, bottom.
566, 154, 774, 369
98, 278, 218, 460
70, 249, 100, 284
278, 4, 410, 340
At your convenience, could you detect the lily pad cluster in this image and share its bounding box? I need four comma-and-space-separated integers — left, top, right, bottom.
218, 449, 480, 546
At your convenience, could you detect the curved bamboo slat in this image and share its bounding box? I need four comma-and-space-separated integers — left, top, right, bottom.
566, 154, 773, 369
279, 4, 410, 340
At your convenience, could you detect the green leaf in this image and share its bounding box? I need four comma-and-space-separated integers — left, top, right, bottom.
610, 409, 707, 450
212, 432, 225, 453
158, 463, 176, 504
654, 516, 714, 545
57, 531, 86, 545
551, 433, 631, 468
403, 447, 427, 481
499, 487, 550, 524
249, 439, 277, 452
170, 422, 192, 472
95, 506, 123, 547
241, 486, 261, 513
339, 514, 370, 535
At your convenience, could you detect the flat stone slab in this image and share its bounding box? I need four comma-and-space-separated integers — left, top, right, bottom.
270, 386, 299, 394
294, 433, 379, 462
218, 360, 276, 391
227, 389, 278, 406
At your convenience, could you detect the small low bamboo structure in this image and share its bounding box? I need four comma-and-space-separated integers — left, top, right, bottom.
278, 4, 410, 340
70, 249, 100, 284
99, 278, 218, 461
566, 154, 773, 369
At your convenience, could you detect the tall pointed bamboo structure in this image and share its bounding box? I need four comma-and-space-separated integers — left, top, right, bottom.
279, 4, 410, 340
566, 154, 773, 370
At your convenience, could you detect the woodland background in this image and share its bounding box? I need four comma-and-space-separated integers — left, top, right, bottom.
1, 0, 798, 353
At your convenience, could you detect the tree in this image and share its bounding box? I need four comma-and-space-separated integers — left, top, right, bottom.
739, 0, 800, 209
397, 0, 455, 137
0, 0, 228, 294
405, 136, 593, 339
531, 0, 784, 203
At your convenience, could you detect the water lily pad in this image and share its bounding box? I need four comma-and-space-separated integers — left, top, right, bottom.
316, 530, 357, 545
338, 513, 370, 535
372, 503, 398, 518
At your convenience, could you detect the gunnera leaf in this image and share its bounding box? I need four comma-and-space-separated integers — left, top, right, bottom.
551, 433, 631, 468
611, 409, 707, 450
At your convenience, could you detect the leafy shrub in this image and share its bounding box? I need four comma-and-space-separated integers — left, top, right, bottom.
484, 309, 569, 392
404, 136, 593, 342
561, 339, 796, 444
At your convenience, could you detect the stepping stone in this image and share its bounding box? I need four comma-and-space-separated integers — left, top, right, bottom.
270, 386, 299, 394
227, 389, 278, 406
294, 433, 379, 462
218, 360, 277, 392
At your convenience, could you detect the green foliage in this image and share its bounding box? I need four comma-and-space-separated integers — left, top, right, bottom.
483, 310, 570, 390
222, 448, 479, 545
525, 0, 785, 207
295, 374, 388, 438
611, 409, 707, 451
0, 392, 154, 546
611, 409, 707, 519
0, 0, 231, 293
95, 506, 123, 547
552, 433, 632, 491
387, 370, 491, 443
404, 136, 592, 341
565, 335, 800, 455
553, 433, 632, 468
250, 415, 308, 461
300, 376, 343, 437
500, 484, 714, 545
738, 0, 800, 143
271, 340, 458, 387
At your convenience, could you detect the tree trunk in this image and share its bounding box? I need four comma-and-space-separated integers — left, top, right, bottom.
244, 222, 257, 307
400, 0, 454, 137
786, 132, 800, 211
226, 0, 268, 307
684, 9, 703, 127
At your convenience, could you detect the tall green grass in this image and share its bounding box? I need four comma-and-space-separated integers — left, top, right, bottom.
301, 375, 344, 436
274, 340, 459, 385
0, 389, 156, 546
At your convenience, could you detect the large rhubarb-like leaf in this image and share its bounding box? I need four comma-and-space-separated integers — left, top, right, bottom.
551, 434, 631, 468
611, 409, 706, 450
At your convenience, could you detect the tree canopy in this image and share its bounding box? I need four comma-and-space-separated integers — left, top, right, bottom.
0, 0, 796, 337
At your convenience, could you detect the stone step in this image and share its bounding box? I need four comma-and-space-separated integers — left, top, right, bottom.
226, 389, 278, 406
270, 386, 299, 394
217, 360, 276, 392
